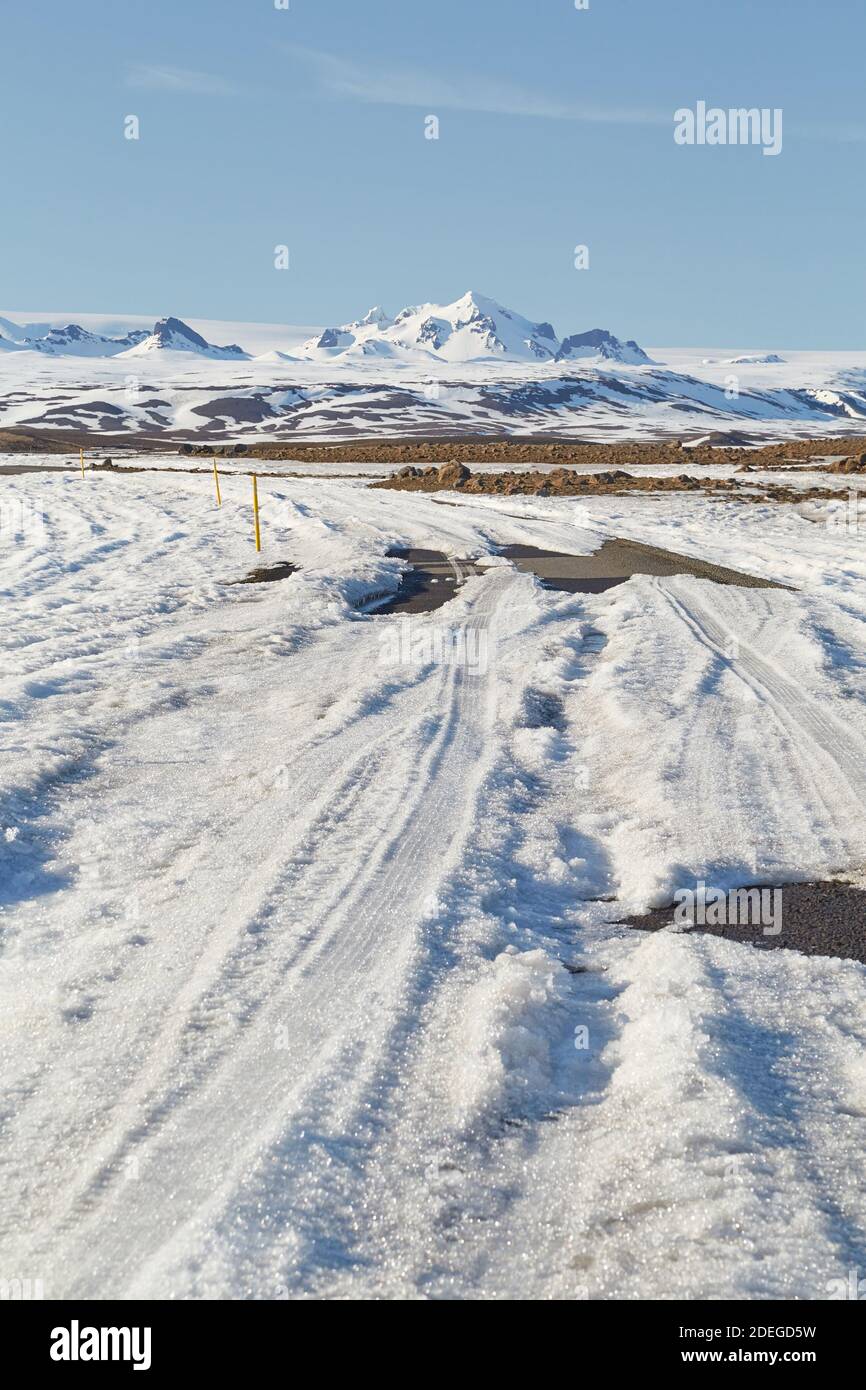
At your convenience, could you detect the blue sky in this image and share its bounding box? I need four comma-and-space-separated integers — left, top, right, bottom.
3, 0, 864, 345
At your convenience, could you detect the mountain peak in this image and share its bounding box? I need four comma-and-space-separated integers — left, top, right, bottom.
356, 306, 392, 329
151, 317, 209, 349
453, 289, 502, 317
0, 297, 651, 367
5, 320, 150, 357
122, 317, 248, 359
556, 328, 653, 365
299, 292, 651, 366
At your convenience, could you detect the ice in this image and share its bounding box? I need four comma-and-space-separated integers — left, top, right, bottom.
2, 467, 866, 1298
451, 947, 575, 1126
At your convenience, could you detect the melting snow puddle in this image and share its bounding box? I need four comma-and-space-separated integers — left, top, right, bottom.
497, 540, 785, 593
222, 535, 783, 612
377, 538, 782, 615
374, 548, 485, 614
226, 559, 298, 585
621, 880, 866, 963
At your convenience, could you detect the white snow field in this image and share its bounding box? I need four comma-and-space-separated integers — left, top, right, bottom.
2, 298, 865, 441
3, 466, 866, 1300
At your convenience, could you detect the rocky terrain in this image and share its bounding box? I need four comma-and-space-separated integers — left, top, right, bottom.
372, 458, 866, 504
213, 435, 866, 469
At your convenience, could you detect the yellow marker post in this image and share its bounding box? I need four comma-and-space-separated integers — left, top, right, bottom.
80, 447, 86, 479
252, 474, 262, 552
212, 458, 222, 507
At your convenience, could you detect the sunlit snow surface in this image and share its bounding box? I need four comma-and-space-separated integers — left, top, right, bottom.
2, 466, 866, 1298
1, 307, 865, 440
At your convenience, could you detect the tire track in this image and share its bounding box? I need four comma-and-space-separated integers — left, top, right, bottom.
659, 579, 866, 822
11, 570, 515, 1296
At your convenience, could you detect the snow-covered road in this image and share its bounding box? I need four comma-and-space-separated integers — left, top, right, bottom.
2, 468, 866, 1299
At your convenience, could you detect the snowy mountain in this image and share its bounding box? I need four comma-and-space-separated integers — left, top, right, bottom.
728, 353, 787, 365
299, 291, 641, 366
0, 320, 148, 356
29, 324, 149, 357
0, 297, 651, 366
1, 299, 863, 443
0, 314, 55, 342
556, 328, 653, 365
1, 358, 863, 442
120, 316, 249, 360
0, 313, 246, 359
253, 349, 299, 364
385, 292, 559, 362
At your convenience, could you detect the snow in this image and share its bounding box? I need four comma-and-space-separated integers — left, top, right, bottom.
572, 572, 866, 908
2, 463, 866, 1299
452, 947, 576, 1127
253, 349, 299, 365
301, 290, 565, 364
485, 929, 866, 1300
119, 316, 248, 360
728, 353, 787, 365
0, 309, 322, 356
298, 292, 657, 367
0, 344, 863, 443
0, 296, 644, 369
557, 328, 653, 365
1, 303, 864, 440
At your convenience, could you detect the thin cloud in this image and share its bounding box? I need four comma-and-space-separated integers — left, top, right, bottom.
284, 44, 666, 126
285, 49, 866, 144
126, 65, 237, 96
793, 118, 866, 144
